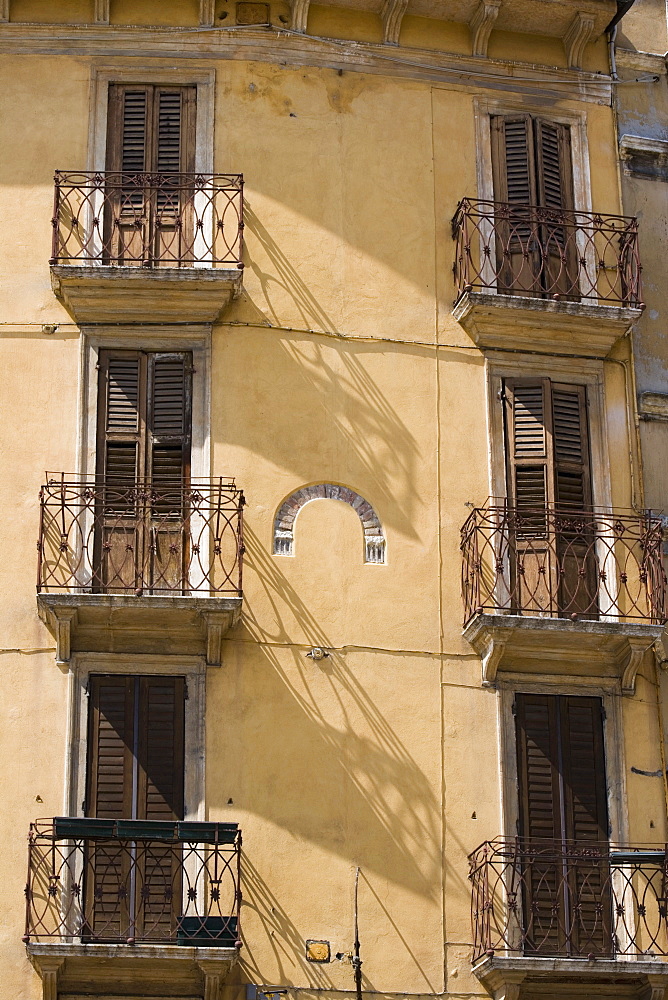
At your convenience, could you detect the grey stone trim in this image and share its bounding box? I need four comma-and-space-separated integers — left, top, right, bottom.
273, 483, 386, 563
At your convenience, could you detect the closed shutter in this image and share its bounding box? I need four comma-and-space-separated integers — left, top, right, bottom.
95, 350, 192, 593
503, 378, 595, 615
86, 675, 185, 822
105, 84, 196, 263
85, 676, 185, 941
491, 114, 575, 297
515, 693, 610, 956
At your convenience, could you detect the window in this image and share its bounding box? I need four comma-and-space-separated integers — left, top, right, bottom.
94, 349, 193, 593
105, 84, 197, 265
503, 378, 597, 615
491, 114, 576, 297
84, 674, 186, 939
515, 693, 610, 955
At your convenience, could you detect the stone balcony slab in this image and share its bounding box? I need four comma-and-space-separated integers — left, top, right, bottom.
37, 592, 241, 666
464, 612, 663, 692
453, 291, 642, 358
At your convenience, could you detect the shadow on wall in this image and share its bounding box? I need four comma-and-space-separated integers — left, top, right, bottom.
216, 527, 442, 899
222, 211, 429, 536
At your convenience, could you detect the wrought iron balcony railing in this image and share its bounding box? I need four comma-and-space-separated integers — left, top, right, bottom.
24, 818, 241, 946
460, 503, 666, 625
452, 198, 642, 307
469, 838, 668, 962
51, 171, 244, 268
37, 475, 244, 597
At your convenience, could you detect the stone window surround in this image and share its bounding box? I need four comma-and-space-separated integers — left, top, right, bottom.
63, 653, 206, 822
473, 95, 593, 213
87, 64, 215, 174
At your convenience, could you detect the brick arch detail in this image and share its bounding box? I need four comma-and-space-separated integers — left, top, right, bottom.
273, 484, 386, 564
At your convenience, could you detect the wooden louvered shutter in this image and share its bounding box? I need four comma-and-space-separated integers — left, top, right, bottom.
516, 694, 610, 956
491, 115, 576, 297
86, 676, 135, 820
137, 676, 185, 822
95, 351, 146, 592
85, 676, 185, 940
146, 354, 192, 592
535, 120, 576, 297
550, 384, 597, 617
147, 353, 192, 487
504, 379, 595, 615
551, 383, 591, 511
491, 115, 540, 294
86, 675, 185, 821
105, 84, 196, 265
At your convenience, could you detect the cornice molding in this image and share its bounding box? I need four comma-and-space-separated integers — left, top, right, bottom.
0, 24, 612, 103
615, 47, 667, 74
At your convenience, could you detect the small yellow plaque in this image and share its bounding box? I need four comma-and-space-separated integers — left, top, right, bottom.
305, 940, 330, 963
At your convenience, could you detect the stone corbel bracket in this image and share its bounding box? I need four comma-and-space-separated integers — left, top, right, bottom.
0, 0, 9, 22
31, 955, 65, 1000
290, 0, 310, 32
620, 635, 656, 696
38, 604, 78, 666
198, 958, 235, 1000
480, 635, 506, 686
200, 0, 215, 27
564, 11, 595, 69
94, 0, 110, 24
469, 0, 501, 58
381, 0, 409, 45
201, 609, 240, 667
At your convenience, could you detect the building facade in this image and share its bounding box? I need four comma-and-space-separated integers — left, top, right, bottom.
0, 2, 667, 1000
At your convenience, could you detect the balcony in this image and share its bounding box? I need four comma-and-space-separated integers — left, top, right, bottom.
469, 839, 668, 1000
451, 199, 643, 356
25, 818, 241, 999
50, 171, 244, 323
460, 503, 666, 689
36, 476, 245, 665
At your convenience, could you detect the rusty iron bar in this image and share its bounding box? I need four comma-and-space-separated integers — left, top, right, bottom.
460, 502, 666, 625
37, 475, 245, 597
24, 818, 241, 946
50, 170, 244, 268
451, 198, 642, 307
468, 838, 668, 961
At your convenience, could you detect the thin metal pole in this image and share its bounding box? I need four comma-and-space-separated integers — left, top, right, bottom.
352, 868, 362, 1000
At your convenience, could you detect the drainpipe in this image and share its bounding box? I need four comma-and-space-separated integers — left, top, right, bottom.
605, 0, 638, 78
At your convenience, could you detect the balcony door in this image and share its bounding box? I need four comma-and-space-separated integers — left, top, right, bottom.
503, 378, 598, 617
491, 114, 577, 298
515, 693, 611, 956
93, 349, 193, 594
84, 675, 186, 941
105, 84, 196, 265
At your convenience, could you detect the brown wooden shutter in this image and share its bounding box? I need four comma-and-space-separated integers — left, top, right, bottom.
516, 694, 561, 843
137, 677, 185, 822
504, 379, 592, 513
86, 675, 185, 822
515, 693, 610, 956
504, 379, 552, 514
86, 676, 135, 820
516, 693, 608, 844
96, 350, 146, 485
147, 353, 192, 487
491, 115, 537, 205
534, 119, 574, 213
551, 383, 591, 510
106, 85, 196, 175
